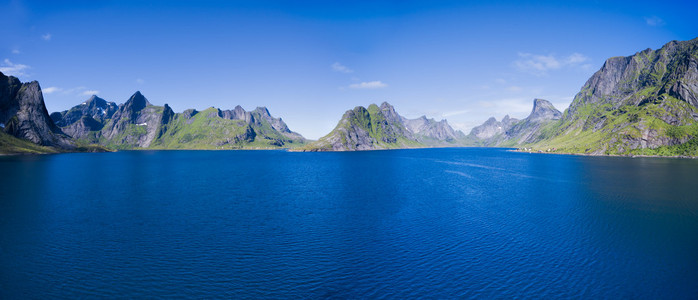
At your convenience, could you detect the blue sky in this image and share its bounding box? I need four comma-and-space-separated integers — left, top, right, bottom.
2, 0, 697, 139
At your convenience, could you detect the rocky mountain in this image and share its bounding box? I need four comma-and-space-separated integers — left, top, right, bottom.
469, 99, 561, 146
301, 102, 468, 151
502, 99, 562, 145
53, 92, 306, 149
524, 37, 698, 155
0, 71, 75, 151
469, 115, 519, 141
466, 37, 698, 156
50, 95, 118, 140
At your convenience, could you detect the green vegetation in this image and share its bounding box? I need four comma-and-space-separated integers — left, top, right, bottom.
523, 95, 698, 156
0, 131, 59, 154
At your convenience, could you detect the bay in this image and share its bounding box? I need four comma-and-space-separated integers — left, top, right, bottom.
1, 148, 698, 298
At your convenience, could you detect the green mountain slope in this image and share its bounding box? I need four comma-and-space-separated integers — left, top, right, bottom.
526, 38, 698, 155
301, 102, 469, 151
52, 92, 307, 150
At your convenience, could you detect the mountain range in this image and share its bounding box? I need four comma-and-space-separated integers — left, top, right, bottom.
2, 37, 698, 156
299, 102, 469, 151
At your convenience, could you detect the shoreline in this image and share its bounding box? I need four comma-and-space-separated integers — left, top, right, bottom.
4, 146, 698, 159
510, 149, 698, 160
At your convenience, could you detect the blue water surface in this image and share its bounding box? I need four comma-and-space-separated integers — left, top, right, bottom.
1, 148, 698, 298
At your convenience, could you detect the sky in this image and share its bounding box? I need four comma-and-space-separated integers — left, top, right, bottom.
1, 0, 697, 139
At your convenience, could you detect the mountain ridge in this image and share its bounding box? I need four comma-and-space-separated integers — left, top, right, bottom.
300, 102, 469, 151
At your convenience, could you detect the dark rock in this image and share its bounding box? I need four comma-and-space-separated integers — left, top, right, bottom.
0, 72, 74, 149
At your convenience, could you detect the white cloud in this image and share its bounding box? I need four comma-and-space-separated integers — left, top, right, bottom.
45, 86, 99, 97
11, 49, 20, 54
0, 59, 30, 77
82, 90, 99, 96
136, 78, 145, 84
43, 87, 63, 94
645, 16, 665, 27
348, 81, 387, 89
565, 53, 589, 64
41, 33, 52, 41
331, 62, 353, 73
514, 52, 590, 75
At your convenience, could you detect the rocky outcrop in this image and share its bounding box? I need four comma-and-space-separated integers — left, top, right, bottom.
469, 99, 561, 146
504, 99, 561, 144
402, 115, 466, 143
469, 115, 519, 140
51, 95, 118, 139
0, 72, 74, 149
302, 102, 468, 151
100, 91, 166, 147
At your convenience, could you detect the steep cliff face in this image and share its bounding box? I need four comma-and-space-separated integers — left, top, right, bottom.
503, 99, 562, 145
531, 38, 698, 155
302, 102, 467, 151
100, 91, 170, 148
0, 72, 74, 149
466, 38, 698, 156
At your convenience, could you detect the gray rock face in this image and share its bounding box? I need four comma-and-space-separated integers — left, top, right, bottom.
51, 95, 118, 139
0, 72, 74, 149
304, 102, 468, 151
470, 99, 561, 145
567, 38, 698, 127
469, 115, 519, 139
528, 99, 562, 123
324, 107, 379, 151
505, 99, 562, 144
219, 105, 254, 123
100, 91, 165, 147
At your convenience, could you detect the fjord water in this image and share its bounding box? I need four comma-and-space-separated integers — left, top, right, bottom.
1, 149, 698, 298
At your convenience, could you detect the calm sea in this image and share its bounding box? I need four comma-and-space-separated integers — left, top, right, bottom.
1, 148, 697, 298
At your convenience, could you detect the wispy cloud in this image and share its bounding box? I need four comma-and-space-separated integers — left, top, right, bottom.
136, 78, 145, 84
349, 81, 387, 89
645, 16, 665, 27
442, 109, 470, 117
43, 87, 63, 94
82, 90, 100, 96
11, 49, 20, 54
43, 86, 99, 97
514, 52, 590, 75
0, 59, 30, 77
331, 62, 353, 73
41, 33, 52, 41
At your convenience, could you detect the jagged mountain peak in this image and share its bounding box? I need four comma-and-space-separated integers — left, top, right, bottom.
253, 106, 271, 116
528, 99, 562, 122
303, 102, 467, 151
125, 91, 151, 111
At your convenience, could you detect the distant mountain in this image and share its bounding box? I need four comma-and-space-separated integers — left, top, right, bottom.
469, 99, 561, 146
0, 71, 75, 152
52, 92, 306, 149
301, 102, 468, 151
